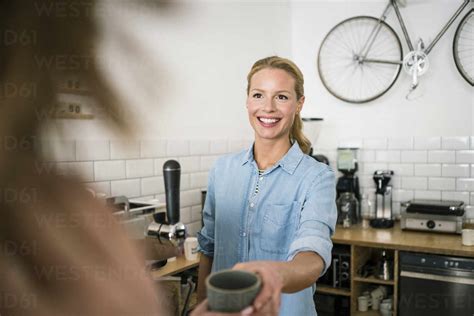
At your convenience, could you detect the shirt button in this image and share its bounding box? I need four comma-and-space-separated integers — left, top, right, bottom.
250, 203, 255, 208
242, 232, 247, 237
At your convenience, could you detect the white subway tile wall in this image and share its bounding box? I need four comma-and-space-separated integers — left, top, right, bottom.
190, 140, 210, 156
111, 179, 141, 198
354, 137, 473, 218
388, 137, 413, 150
428, 150, 456, 163
44, 136, 472, 235
140, 140, 167, 158
126, 159, 154, 178
441, 137, 470, 150
414, 137, 441, 150
110, 140, 140, 159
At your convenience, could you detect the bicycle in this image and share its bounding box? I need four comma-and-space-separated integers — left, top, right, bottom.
317, 0, 473, 103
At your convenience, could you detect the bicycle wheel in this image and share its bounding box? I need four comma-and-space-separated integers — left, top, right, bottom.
453, 9, 473, 86
318, 16, 403, 103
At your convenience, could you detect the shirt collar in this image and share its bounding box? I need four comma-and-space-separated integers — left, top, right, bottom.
241, 141, 305, 175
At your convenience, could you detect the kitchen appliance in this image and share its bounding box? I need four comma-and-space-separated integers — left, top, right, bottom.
399, 251, 474, 316
302, 117, 330, 165
147, 160, 187, 246
336, 148, 361, 225
400, 199, 465, 234
108, 160, 187, 265
370, 170, 394, 229
318, 245, 351, 289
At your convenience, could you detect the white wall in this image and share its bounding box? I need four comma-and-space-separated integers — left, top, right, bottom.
52, 0, 292, 140
291, 0, 473, 149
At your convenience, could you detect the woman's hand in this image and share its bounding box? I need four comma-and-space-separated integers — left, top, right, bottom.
232, 261, 284, 316
190, 299, 253, 316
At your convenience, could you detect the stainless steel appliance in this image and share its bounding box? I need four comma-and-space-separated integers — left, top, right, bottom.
400, 199, 465, 234
399, 251, 474, 316
370, 170, 394, 229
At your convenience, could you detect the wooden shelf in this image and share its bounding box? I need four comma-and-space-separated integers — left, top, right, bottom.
316, 285, 351, 297
353, 275, 395, 286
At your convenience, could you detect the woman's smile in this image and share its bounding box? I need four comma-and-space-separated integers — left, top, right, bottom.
257, 116, 282, 127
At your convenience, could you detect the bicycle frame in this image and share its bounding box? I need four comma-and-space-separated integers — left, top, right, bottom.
360, 0, 471, 64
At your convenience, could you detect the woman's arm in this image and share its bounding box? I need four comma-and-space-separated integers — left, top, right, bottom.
232, 251, 323, 313
278, 251, 324, 293
197, 254, 214, 302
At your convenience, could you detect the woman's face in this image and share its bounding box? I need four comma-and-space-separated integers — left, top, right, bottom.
247, 68, 304, 143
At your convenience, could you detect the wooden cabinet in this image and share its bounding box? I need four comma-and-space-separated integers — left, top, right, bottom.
316, 224, 474, 316
316, 243, 398, 316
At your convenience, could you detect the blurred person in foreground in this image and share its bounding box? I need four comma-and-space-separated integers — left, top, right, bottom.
0, 1, 246, 315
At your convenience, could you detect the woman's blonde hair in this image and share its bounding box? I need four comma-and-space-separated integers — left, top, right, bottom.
246, 56, 312, 154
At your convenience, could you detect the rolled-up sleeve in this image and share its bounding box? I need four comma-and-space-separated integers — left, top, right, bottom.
287, 167, 337, 275
197, 165, 216, 257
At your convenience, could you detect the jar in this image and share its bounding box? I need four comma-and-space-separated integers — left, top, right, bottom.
462, 217, 474, 246
337, 192, 359, 228
462, 217, 474, 230
360, 194, 373, 228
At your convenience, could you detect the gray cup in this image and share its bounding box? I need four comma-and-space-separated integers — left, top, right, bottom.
206, 269, 262, 313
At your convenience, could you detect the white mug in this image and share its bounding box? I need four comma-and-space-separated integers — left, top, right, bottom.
184, 237, 199, 261
358, 295, 371, 312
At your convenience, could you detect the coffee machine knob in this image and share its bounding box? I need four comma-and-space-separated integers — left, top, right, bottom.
427, 220, 436, 229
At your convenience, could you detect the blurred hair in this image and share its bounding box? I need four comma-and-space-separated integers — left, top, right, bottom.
0, 1, 165, 315
246, 56, 311, 154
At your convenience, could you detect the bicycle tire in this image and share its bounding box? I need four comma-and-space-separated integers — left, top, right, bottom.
453, 8, 473, 86
318, 16, 403, 103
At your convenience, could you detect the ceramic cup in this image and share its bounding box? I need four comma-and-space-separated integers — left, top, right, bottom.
381, 298, 393, 310
184, 237, 199, 261
371, 295, 382, 310
206, 269, 261, 313
357, 295, 371, 312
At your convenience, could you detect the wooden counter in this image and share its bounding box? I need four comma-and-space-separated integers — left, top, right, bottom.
332, 223, 474, 258
150, 255, 200, 279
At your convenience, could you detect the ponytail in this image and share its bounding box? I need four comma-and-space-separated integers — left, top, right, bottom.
290, 113, 312, 154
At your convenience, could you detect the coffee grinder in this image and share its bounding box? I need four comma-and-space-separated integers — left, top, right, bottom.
369, 170, 395, 229
302, 117, 329, 165
336, 148, 361, 224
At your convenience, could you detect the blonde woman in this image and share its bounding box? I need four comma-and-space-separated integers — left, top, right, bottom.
196, 56, 337, 315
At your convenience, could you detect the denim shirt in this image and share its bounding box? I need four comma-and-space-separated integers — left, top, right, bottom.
197, 142, 337, 316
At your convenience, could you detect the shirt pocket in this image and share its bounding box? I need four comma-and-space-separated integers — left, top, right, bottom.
260, 201, 301, 255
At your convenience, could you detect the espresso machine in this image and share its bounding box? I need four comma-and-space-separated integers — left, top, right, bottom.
336, 148, 361, 225
370, 170, 395, 229
107, 160, 187, 267
302, 117, 330, 165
